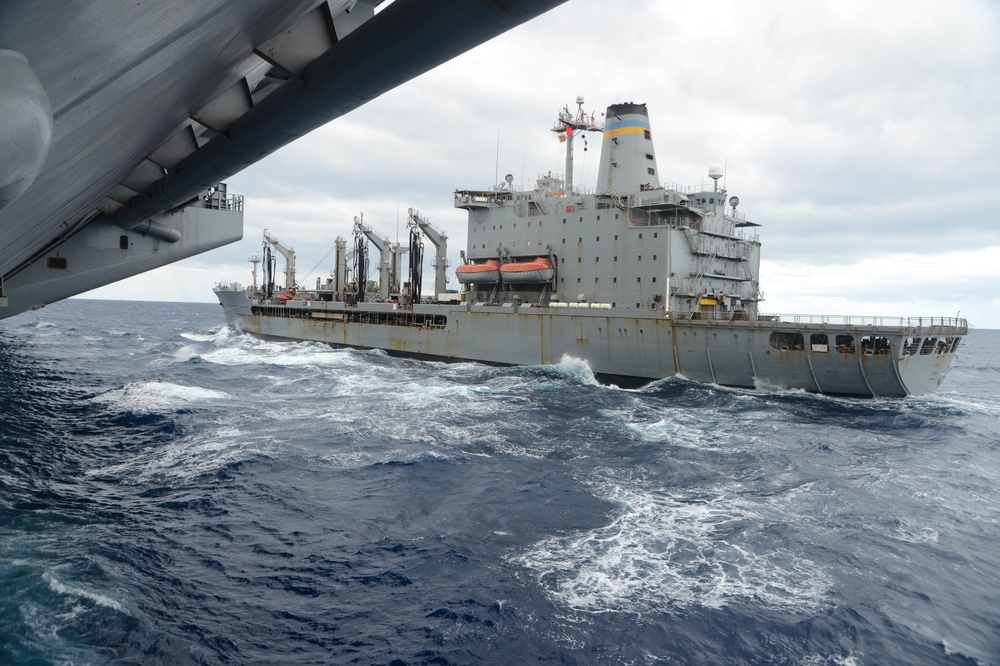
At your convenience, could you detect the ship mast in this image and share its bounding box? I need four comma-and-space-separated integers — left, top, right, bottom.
552, 96, 603, 194
248, 253, 260, 289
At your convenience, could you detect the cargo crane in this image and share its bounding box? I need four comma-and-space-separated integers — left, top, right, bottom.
353, 214, 395, 301
408, 207, 450, 299
262, 230, 296, 290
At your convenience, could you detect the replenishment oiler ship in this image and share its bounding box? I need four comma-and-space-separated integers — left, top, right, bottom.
215, 99, 967, 396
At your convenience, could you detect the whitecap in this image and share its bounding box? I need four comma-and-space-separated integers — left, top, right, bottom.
513, 483, 833, 616
199, 339, 348, 368
553, 354, 600, 386
93, 381, 228, 413
179, 326, 233, 343
86, 427, 270, 482
43, 571, 128, 615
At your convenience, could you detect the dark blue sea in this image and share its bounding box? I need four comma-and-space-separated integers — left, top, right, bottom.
1, 299, 997, 665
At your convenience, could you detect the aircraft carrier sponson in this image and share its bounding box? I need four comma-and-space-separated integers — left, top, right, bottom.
216, 99, 968, 397
0, 0, 567, 320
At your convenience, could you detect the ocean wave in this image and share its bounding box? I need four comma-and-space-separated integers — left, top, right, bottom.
43, 571, 128, 615
513, 482, 834, 616
552, 354, 600, 386
197, 339, 350, 368
92, 381, 229, 413
178, 326, 236, 343
85, 426, 271, 482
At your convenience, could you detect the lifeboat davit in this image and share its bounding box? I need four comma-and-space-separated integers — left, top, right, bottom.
500, 257, 554, 284
455, 259, 500, 285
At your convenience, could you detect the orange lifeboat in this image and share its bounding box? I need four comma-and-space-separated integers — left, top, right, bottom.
499, 257, 554, 284
455, 259, 500, 285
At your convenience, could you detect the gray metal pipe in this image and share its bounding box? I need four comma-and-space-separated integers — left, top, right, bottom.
110, 0, 567, 234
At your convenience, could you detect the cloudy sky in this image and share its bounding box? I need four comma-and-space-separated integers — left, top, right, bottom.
84, 0, 1000, 328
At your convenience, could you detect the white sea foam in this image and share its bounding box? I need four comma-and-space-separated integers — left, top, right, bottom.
624, 416, 716, 449
93, 381, 228, 413
172, 343, 202, 363
43, 571, 128, 615
553, 354, 600, 386
179, 326, 234, 343
199, 339, 350, 368
86, 425, 271, 482
891, 518, 940, 545
513, 483, 833, 616
801, 654, 863, 666
928, 391, 1000, 418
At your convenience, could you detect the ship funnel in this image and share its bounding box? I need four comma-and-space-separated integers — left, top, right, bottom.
596, 102, 659, 196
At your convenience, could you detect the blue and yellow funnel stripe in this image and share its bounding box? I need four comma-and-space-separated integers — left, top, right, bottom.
603, 118, 651, 138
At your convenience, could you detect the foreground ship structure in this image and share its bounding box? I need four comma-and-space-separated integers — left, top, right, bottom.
216, 99, 967, 396
0, 0, 566, 320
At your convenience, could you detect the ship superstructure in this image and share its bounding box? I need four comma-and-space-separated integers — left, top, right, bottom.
216, 99, 967, 397
456, 99, 761, 319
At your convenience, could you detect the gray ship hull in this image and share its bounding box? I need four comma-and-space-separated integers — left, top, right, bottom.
216, 288, 964, 397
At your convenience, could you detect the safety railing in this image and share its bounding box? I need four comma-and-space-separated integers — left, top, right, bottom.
763, 314, 968, 329
667, 311, 968, 330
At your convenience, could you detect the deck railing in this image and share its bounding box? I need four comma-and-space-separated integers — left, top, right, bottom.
669, 310, 968, 330
763, 313, 968, 329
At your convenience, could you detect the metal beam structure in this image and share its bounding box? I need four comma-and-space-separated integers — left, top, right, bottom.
0, 0, 568, 319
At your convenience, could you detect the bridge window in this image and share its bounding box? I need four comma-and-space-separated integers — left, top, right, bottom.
951, 337, 962, 353
648, 168, 655, 175
810, 333, 829, 352
836, 335, 855, 354
646, 153, 654, 160
861, 335, 891, 356
919, 337, 937, 355
770, 332, 804, 351
902, 337, 920, 355
938, 338, 952, 354
644, 130, 651, 140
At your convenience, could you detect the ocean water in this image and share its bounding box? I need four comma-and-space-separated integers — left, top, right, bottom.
1, 299, 997, 666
